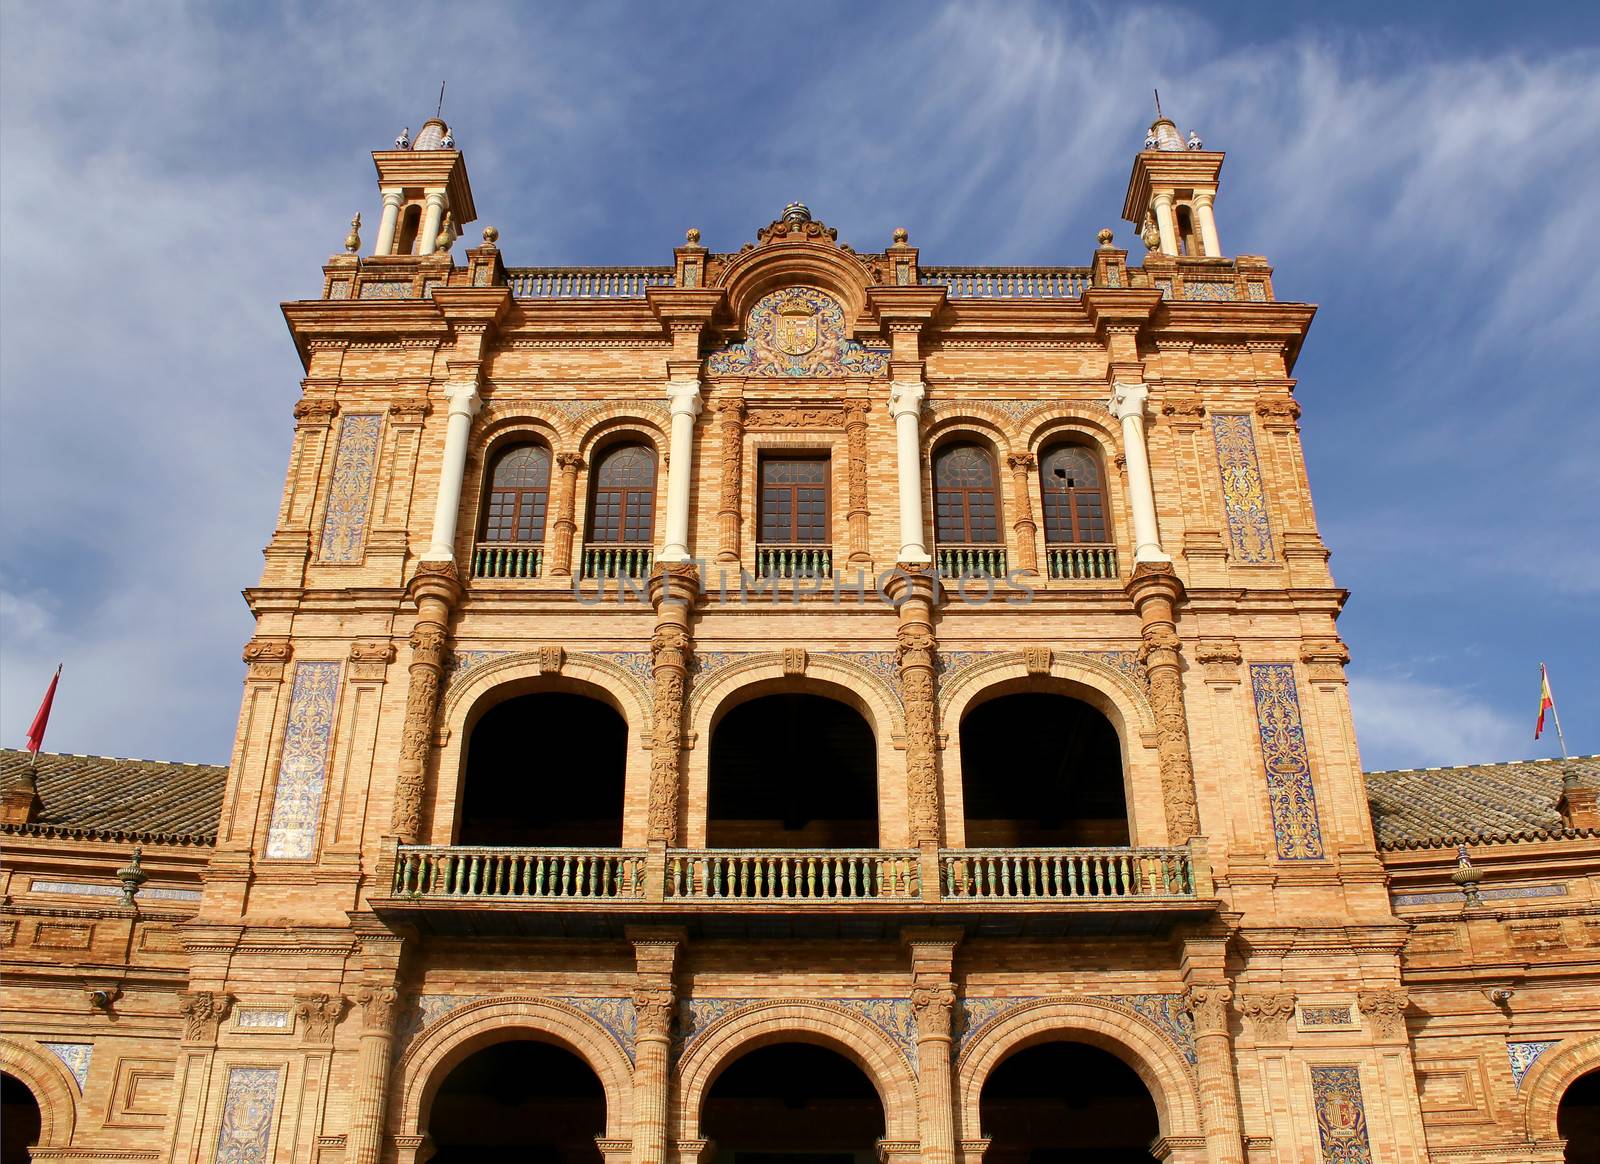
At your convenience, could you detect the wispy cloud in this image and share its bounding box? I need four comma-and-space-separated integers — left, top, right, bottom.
1349, 673, 1528, 770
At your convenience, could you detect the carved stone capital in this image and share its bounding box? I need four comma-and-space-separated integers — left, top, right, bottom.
388, 400, 432, 423
293, 398, 340, 426
1107, 381, 1150, 422
242, 637, 293, 681
557, 451, 584, 472
1006, 452, 1037, 473
1299, 639, 1351, 683
1184, 984, 1233, 1035
293, 993, 346, 1042
1255, 396, 1302, 427
632, 985, 676, 1039
180, 990, 234, 1043
356, 986, 401, 1034
1238, 993, 1296, 1043
1160, 397, 1207, 423
1357, 990, 1409, 1041
348, 641, 396, 681
910, 982, 957, 1040
1196, 639, 1243, 684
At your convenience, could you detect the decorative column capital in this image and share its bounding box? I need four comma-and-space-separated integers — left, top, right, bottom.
910, 982, 957, 1040
887, 379, 926, 418
1238, 993, 1296, 1043
442, 382, 481, 418
293, 398, 340, 426
556, 451, 585, 472
407, 558, 463, 607
293, 993, 347, 1042
1006, 451, 1037, 473
1184, 984, 1233, 1035
1357, 990, 1410, 1041
1150, 190, 1176, 209
632, 985, 677, 1040
666, 378, 703, 417
1190, 189, 1216, 209
180, 990, 234, 1044
355, 986, 401, 1033
1108, 381, 1151, 422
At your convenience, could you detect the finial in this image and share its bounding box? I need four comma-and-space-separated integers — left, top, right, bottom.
344, 212, 362, 254
685, 227, 701, 245
441, 126, 455, 149
892, 227, 909, 245
395, 126, 411, 150
1451, 844, 1484, 907
481, 225, 499, 247
1140, 214, 1161, 251
1186, 130, 1203, 150
1097, 227, 1114, 248
437, 80, 447, 120
117, 846, 147, 908
782, 201, 811, 225
436, 211, 454, 253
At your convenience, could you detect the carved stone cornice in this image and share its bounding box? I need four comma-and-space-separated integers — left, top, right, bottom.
1299, 639, 1350, 684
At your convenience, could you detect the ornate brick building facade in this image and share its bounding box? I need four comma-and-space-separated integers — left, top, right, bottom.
2, 113, 1598, 1164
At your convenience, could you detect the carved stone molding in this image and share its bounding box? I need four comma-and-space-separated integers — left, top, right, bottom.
537, 644, 565, 674
1195, 639, 1243, 684
743, 405, 845, 430
1299, 639, 1350, 684
1023, 647, 1052, 676
348, 641, 396, 681
180, 990, 234, 1044
782, 648, 808, 677
1357, 990, 1409, 1041
294, 994, 346, 1042
242, 638, 292, 681
1238, 993, 1296, 1043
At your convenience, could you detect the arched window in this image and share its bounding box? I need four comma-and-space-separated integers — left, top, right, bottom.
933, 442, 999, 544
481, 443, 550, 544
1039, 444, 1108, 544
1176, 204, 1198, 256
587, 442, 656, 544
396, 204, 422, 255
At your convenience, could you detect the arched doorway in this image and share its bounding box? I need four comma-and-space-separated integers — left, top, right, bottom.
702, 1042, 885, 1163
1, 1072, 42, 1164
426, 1040, 606, 1164
708, 694, 876, 848
1559, 1068, 1600, 1163
460, 692, 626, 846
960, 693, 1127, 846
980, 1041, 1159, 1162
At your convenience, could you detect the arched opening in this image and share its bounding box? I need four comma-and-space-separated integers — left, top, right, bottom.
1175, 205, 1198, 256
980, 1041, 1159, 1162
426, 1040, 605, 1164
1039, 442, 1114, 580
474, 442, 551, 578
396, 203, 422, 255
960, 692, 1127, 846
1559, 1068, 1600, 1163
708, 693, 876, 848
460, 692, 626, 846
702, 1042, 885, 1162
583, 441, 657, 578
1, 1072, 42, 1164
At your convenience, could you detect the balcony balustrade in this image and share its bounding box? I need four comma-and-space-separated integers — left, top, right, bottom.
666, 849, 919, 902
1045, 542, 1118, 581
936, 544, 1007, 578
506, 267, 675, 298
392, 845, 647, 901
919, 266, 1091, 299
939, 846, 1193, 902
471, 541, 543, 580
580, 543, 654, 579
754, 544, 833, 579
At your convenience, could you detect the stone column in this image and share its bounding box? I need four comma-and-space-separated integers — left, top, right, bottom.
1184, 985, 1245, 1164
629, 931, 682, 1164
905, 929, 961, 1164
714, 398, 745, 564
1192, 191, 1222, 258
348, 986, 401, 1164
1005, 452, 1039, 575
550, 452, 584, 577
422, 382, 482, 562
646, 565, 697, 844
844, 398, 872, 569
374, 189, 404, 256
417, 189, 447, 256
391, 562, 462, 842
1126, 562, 1200, 843
1151, 191, 1179, 257
888, 380, 931, 563
885, 567, 942, 859
660, 378, 703, 562
1107, 383, 1169, 564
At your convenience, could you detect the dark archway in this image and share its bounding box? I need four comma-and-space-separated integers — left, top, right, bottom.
981, 1041, 1159, 1162
1560, 1067, 1600, 1163
427, 1040, 606, 1164
708, 694, 876, 848
960, 693, 1127, 846
1, 1072, 42, 1164
460, 693, 626, 846
703, 1043, 885, 1163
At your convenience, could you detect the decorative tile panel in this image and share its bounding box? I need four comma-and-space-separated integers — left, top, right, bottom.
1310, 1066, 1374, 1164
264, 661, 342, 859
954, 995, 1195, 1065
834, 651, 900, 688
1212, 413, 1274, 563
1393, 884, 1566, 907
213, 1066, 280, 1164
1182, 280, 1237, 301
235, 1008, 291, 1030
836, 998, 918, 1065
708, 286, 890, 377
318, 413, 382, 563
556, 996, 637, 1063
674, 998, 754, 1061
42, 1042, 92, 1089
590, 651, 655, 687
30, 878, 200, 902
443, 650, 511, 683
1083, 650, 1146, 685
1247, 281, 1268, 302
357, 280, 411, 300
1507, 1040, 1558, 1087
1301, 1005, 1354, 1027
1250, 663, 1326, 860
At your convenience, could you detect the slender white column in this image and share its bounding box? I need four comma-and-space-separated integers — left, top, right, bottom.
1108, 382, 1170, 563
418, 189, 447, 256
373, 189, 403, 256
888, 380, 931, 563
658, 378, 702, 562
1151, 191, 1180, 257
421, 383, 481, 561
1193, 191, 1222, 257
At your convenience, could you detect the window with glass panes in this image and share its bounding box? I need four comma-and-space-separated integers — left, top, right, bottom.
933, 443, 1000, 543
1039, 444, 1108, 543
587, 443, 656, 543
482, 444, 551, 543
759, 456, 829, 543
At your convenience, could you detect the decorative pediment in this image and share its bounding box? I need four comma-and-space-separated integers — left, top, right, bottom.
753, 202, 843, 248
707, 285, 889, 378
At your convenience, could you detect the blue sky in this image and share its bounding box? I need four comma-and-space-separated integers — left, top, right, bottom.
1, 1, 1595, 771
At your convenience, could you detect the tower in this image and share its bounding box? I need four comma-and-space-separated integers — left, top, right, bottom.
1122, 107, 1223, 258
369, 118, 477, 257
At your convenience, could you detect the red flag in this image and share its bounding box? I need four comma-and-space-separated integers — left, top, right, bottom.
1535, 663, 1555, 740
24, 665, 61, 754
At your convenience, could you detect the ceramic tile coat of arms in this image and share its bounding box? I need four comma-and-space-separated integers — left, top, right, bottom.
265, 661, 342, 859
213, 1066, 280, 1164
1310, 1065, 1375, 1164
708, 286, 890, 378
1251, 663, 1325, 859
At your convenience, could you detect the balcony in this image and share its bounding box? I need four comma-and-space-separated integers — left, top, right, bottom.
580, 543, 653, 579
471, 541, 543, 580
1045, 542, 1118, 581
755, 544, 833, 579
936, 544, 1007, 578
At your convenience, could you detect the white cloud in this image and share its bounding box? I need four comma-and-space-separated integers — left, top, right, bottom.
1349, 674, 1529, 771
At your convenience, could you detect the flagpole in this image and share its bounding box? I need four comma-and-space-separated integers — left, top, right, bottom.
1550, 688, 1570, 761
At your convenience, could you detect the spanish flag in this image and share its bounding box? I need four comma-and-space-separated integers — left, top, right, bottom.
1535, 663, 1556, 740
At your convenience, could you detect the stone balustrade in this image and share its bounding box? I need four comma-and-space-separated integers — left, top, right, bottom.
940, 846, 1194, 901
580, 543, 654, 579
666, 849, 920, 902
505, 267, 675, 298
393, 845, 647, 900
919, 266, 1091, 298
1045, 542, 1119, 580
471, 541, 543, 579
754, 544, 833, 579
936, 544, 1007, 578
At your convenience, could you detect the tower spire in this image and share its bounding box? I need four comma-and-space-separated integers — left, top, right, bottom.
436, 80, 446, 120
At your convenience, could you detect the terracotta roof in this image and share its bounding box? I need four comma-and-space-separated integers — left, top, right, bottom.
1363, 756, 1599, 850
0, 749, 228, 846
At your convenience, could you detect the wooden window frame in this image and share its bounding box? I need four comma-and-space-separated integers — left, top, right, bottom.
585, 441, 658, 545
480, 443, 551, 544
1039, 443, 1110, 544
933, 441, 1002, 544
757, 452, 832, 545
